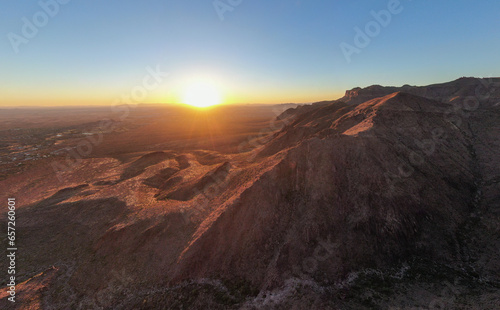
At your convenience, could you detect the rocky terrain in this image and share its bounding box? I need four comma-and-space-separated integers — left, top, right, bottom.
1, 77, 500, 309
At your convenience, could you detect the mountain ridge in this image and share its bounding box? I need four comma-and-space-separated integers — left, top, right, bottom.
1, 77, 499, 308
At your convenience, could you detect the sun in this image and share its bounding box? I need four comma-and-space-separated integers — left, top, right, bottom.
182, 81, 222, 108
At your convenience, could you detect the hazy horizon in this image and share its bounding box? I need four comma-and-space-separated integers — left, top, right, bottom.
2, 75, 499, 108
2, 0, 500, 107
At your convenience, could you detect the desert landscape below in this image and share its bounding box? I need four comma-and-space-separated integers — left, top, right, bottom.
1, 77, 500, 309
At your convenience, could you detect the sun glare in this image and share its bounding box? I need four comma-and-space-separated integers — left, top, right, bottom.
182, 81, 222, 108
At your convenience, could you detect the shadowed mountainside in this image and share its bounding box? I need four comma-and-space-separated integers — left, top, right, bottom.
1, 78, 499, 309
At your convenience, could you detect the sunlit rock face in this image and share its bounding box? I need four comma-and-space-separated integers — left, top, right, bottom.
174, 91, 481, 285
172, 78, 500, 307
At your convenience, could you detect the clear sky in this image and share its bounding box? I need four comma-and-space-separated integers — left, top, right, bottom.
1, 0, 499, 106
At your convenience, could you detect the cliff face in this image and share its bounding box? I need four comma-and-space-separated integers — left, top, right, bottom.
338, 77, 500, 106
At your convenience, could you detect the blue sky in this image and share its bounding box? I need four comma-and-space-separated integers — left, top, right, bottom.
1, 0, 499, 106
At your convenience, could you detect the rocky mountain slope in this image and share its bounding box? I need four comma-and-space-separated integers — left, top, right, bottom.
1, 77, 499, 309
